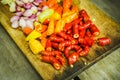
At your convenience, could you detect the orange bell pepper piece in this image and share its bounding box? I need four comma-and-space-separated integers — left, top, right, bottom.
47, 0, 57, 8
63, 0, 72, 13
63, 12, 78, 23
47, 18, 55, 35
55, 6, 63, 16
41, 37, 47, 48
22, 27, 33, 35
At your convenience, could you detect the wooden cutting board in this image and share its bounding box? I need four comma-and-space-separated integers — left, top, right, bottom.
0, 0, 120, 80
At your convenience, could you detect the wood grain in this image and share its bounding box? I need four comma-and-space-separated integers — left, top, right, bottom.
0, 0, 120, 80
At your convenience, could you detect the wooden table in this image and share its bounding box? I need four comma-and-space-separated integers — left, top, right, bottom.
0, 0, 120, 80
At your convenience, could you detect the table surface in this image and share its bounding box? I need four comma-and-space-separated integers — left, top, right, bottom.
0, 0, 120, 80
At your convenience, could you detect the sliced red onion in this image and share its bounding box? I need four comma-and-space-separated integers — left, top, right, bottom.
26, 20, 34, 29
24, 17, 35, 23
10, 16, 20, 23
15, 12, 23, 16
31, 6, 38, 14
23, 3, 33, 9
11, 20, 19, 28
35, 0, 43, 3
29, 18, 36, 22
29, 0, 34, 3
33, 2, 39, 6
23, 9, 33, 17
16, 6, 25, 12
33, 0, 43, 6
16, 6, 21, 12
22, 16, 29, 20
22, 0, 29, 3
27, 19, 36, 23
38, 7, 42, 12
19, 17, 26, 28
15, 0, 24, 6
29, 14, 36, 19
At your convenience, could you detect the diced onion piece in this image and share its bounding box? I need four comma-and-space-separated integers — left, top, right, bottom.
22, 0, 29, 3
26, 20, 34, 29
16, 6, 25, 12
29, 14, 36, 19
33, 2, 39, 6
34, 0, 43, 3
33, 0, 43, 6
12, 20, 19, 28
19, 17, 26, 28
16, 6, 21, 12
15, 12, 23, 16
29, 0, 34, 3
29, 18, 36, 22
10, 16, 20, 23
23, 9, 33, 17
31, 6, 38, 14
23, 3, 33, 9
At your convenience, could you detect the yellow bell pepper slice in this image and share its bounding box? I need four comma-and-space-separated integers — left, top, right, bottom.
26, 30, 41, 41
29, 39, 45, 54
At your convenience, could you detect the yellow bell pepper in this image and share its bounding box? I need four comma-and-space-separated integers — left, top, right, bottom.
26, 30, 41, 41
62, 11, 75, 18
29, 39, 45, 54
34, 21, 43, 33
34, 21, 41, 27
52, 12, 61, 20
55, 11, 78, 33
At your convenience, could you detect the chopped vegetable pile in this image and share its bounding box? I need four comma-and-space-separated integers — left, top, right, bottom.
1, 0, 111, 70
